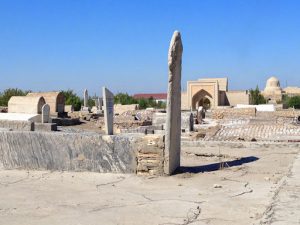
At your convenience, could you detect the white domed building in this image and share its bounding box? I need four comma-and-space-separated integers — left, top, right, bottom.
262, 76, 283, 102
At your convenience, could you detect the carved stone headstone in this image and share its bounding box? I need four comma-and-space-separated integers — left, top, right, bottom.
164, 31, 183, 175
103, 87, 114, 135
42, 104, 50, 123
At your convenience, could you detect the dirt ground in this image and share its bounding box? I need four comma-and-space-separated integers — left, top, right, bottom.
0, 144, 299, 225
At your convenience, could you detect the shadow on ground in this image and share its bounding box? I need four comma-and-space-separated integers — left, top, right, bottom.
177, 156, 259, 174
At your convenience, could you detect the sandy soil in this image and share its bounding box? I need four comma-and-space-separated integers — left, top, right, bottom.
0, 144, 298, 225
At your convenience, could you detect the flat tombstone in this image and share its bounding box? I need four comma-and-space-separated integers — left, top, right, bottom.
83, 89, 88, 107
42, 104, 50, 123
103, 87, 114, 135
165, 31, 183, 175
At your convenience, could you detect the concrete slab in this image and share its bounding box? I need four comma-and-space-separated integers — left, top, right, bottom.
0, 113, 41, 122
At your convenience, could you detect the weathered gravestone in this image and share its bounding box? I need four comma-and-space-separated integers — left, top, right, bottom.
164, 31, 183, 175
81, 89, 90, 112
42, 104, 50, 123
189, 112, 194, 132
102, 87, 114, 135
84, 89, 88, 107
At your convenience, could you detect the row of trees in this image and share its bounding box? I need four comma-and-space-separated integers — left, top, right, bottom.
114, 93, 166, 109
0, 89, 166, 110
0, 88, 31, 106
282, 95, 300, 109
1, 87, 300, 110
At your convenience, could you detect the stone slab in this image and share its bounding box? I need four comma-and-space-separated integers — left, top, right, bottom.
0, 120, 34, 131
34, 123, 57, 132
0, 132, 143, 173
0, 113, 41, 122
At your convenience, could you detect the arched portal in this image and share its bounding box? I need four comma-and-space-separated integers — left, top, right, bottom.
192, 89, 213, 110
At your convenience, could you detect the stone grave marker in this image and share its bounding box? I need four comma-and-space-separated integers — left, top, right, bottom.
164, 31, 183, 175
103, 87, 114, 135
82, 89, 89, 112
42, 104, 50, 123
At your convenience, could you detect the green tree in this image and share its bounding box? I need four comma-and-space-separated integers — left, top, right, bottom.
157, 101, 166, 109
0, 88, 30, 106
114, 93, 137, 105
137, 98, 148, 109
249, 86, 266, 105
113, 92, 166, 109
87, 97, 95, 108
61, 90, 82, 111
287, 96, 300, 109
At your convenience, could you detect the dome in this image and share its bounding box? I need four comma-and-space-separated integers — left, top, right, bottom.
264, 76, 282, 92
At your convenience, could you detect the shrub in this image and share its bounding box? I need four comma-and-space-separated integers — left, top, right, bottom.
61, 90, 82, 111
288, 96, 300, 109
249, 86, 266, 105
0, 88, 30, 106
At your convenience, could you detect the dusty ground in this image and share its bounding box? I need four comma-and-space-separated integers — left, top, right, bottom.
0, 144, 299, 225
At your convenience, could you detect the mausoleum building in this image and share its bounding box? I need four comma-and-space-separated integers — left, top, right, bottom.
181, 77, 250, 110
27, 92, 65, 115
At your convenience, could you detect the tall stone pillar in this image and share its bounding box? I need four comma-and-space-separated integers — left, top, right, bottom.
103, 87, 114, 135
83, 89, 88, 107
164, 31, 183, 175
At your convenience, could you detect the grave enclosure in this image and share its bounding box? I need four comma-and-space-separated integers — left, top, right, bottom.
0, 31, 183, 176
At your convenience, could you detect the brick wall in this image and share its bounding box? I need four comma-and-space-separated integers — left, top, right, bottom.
211, 108, 256, 119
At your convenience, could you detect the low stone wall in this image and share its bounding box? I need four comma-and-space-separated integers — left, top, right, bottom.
274, 109, 300, 118
120, 125, 163, 134
0, 131, 165, 175
114, 104, 139, 115
136, 135, 165, 175
182, 140, 300, 149
152, 112, 193, 132
211, 108, 256, 119
152, 112, 167, 126
0, 120, 34, 131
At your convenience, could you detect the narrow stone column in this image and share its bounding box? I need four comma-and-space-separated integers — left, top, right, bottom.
164, 31, 183, 175
41, 104, 50, 123
83, 89, 88, 107
103, 87, 114, 135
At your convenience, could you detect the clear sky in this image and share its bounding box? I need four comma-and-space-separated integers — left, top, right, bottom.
1, 0, 300, 96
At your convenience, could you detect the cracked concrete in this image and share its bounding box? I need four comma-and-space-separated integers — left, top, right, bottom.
260, 151, 300, 225
0, 143, 299, 225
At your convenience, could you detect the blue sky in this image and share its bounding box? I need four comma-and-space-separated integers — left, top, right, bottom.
1, 0, 300, 96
